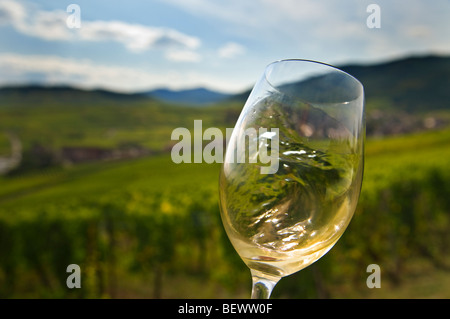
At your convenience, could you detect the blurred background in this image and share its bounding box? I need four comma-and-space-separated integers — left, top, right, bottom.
0, 0, 449, 298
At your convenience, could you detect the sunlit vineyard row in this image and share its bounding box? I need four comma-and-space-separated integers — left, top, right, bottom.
0, 129, 449, 298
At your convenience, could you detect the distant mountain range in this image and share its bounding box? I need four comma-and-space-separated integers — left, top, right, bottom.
232, 55, 450, 112
142, 87, 232, 105
340, 55, 450, 112
0, 85, 149, 106
0, 54, 449, 111
0, 85, 232, 106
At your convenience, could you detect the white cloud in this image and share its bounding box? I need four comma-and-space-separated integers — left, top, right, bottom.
0, 1, 201, 55
161, 0, 327, 29
403, 25, 432, 39
165, 49, 202, 62
0, 53, 157, 91
0, 0, 26, 25
0, 1, 74, 40
80, 21, 200, 53
161, 0, 450, 64
218, 42, 246, 59
1, 1, 448, 93
26, 10, 73, 41
0, 53, 245, 92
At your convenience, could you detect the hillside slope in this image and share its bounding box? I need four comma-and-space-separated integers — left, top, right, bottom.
230, 55, 450, 113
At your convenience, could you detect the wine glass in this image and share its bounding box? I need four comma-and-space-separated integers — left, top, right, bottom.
219, 59, 364, 299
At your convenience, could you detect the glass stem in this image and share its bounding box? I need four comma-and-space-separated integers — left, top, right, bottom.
250, 270, 280, 299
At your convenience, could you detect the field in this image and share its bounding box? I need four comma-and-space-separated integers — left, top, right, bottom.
0, 82, 450, 299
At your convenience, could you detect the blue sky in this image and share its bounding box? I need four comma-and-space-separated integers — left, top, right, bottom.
0, 0, 448, 93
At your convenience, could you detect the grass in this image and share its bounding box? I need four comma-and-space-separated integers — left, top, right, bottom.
1, 99, 449, 298
0, 155, 221, 213
333, 257, 450, 299
3, 127, 449, 210
0, 99, 241, 150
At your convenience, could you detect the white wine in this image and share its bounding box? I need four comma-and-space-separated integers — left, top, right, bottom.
222, 196, 352, 277
220, 96, 363, 278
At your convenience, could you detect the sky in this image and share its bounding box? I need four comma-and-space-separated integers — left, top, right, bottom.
0, 0, 448, 93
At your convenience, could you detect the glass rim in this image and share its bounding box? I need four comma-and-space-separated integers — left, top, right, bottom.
264, 58, 364, 91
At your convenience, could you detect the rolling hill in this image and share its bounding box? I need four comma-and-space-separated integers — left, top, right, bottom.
1, 54, 448, 112
0, 55, 450, 299
0, 85, 149, 106
340, 55, 450, 112
230, 54, 450, 113
143, 87, 232, 105
0, 54, 449, 164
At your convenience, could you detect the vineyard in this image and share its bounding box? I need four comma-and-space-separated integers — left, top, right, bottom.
0, 126, 449, 298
